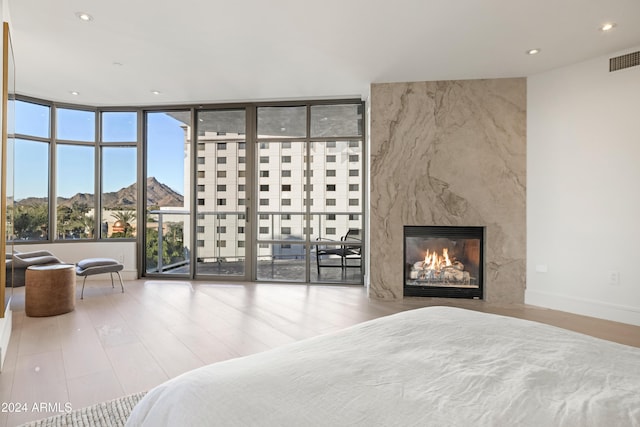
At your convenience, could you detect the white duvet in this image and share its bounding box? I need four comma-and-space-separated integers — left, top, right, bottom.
126, 306, 640, 426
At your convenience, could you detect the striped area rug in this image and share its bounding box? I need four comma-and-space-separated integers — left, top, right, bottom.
18, 392, 146, 427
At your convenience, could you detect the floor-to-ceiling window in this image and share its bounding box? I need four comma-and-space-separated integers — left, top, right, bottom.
194, 109, 250, 279
12, 97, 364, 285
144, 111, 191, 275
255, 102, 364, 283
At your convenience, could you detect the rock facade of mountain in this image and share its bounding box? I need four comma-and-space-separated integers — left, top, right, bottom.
15, 177, 183, 208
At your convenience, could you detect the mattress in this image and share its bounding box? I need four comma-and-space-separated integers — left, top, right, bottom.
126, 306, 640, 426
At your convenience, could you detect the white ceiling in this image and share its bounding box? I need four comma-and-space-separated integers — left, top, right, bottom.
6, 0, 640, 107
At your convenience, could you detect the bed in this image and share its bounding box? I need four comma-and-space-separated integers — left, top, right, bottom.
126, 306, 640, 426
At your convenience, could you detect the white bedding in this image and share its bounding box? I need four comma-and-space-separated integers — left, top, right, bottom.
126, 306, 640, 426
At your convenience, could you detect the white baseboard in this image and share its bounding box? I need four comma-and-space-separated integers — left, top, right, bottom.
525, 289, 640, 327
0, 302, 13, 371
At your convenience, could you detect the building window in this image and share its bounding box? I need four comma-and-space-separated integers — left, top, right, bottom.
260, 199, 269, 206
198, 198, 205, 206
282, 184, 291, 191
238, 241, 245, 248
197, 226, 205, 233
238, 226, 245, 234
217, 226, 227, 233
327, 141, 336, 148
349, 154, 359, 162
197, 157, 205, 164
217, 157, 227, 164
282, 142, 291, 149
198, 170, 205, 178
217, 199, 226, 206
197, 240, 205, 247
326, 199, 336, 206
217, 170, 226, 178
326, 155, 336, 162
260, 156, 269, 163
349, 169, 359, 177
260, 170, 269, 177
326, 170, 336, 177
197, 143, 205, 150
217, 184, 226, 192
282, 170, 291, 177
260, 185, 269, 191
326, 228, 336, 235
259, 227, 269, 234
282, 155, 291, 163
259, 214, 269, 220
327, 214, 336, 221
217, 240, 226, 248
217, 143, 227, 150
349, 184, 359, 191
281, 227, 291, 235
349, 199, 359, 206
239, 156, 246, 163
197, 184, 205, 192
326, 184, 336, 191
282, 199, 291, 206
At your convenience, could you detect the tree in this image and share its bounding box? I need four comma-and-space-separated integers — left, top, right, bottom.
56, 202, 91, 239
14, 203, 48, 240
110, 209, 136, 238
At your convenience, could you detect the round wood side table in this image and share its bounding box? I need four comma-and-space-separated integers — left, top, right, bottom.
25, 264, 76, 317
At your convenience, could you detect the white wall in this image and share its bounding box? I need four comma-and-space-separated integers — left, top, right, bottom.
526, 45, 640, 326
14, 242, 137, 281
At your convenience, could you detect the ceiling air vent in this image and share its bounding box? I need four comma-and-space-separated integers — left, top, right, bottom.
609, 51, 640, 72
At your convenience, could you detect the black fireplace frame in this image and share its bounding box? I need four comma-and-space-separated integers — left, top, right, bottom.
403, 225, 484, 299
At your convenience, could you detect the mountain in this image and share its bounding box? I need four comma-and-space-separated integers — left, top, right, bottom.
15, 177, 183, 209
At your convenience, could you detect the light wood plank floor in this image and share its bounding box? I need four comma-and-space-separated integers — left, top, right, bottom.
1, 280, 639, 426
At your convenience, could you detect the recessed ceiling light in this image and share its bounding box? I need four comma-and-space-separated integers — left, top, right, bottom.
70, 91, 79, 96
112, 62, 123, 67
75, 12, 93, 22
151, 90, 161, 95
600, 22, 616, 32
526, 48, 541, 55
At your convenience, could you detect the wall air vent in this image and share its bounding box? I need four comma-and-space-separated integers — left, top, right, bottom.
609, 51, 640, 72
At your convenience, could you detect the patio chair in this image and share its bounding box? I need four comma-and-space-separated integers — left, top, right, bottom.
315, 228, 362, 274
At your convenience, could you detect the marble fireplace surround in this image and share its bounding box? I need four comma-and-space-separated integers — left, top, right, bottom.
369, 78, 526, 303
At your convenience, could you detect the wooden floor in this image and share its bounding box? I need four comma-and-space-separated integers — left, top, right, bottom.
1, 279, 639, 426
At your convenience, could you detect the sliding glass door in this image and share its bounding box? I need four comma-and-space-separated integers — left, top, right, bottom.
145, 111, 192, 276
194, 109, 251, 279
142, 101, 363, 284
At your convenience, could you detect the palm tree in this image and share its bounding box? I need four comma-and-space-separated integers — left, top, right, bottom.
110, 210, 136, 238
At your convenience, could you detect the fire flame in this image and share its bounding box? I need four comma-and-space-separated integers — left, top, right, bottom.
423, 248, 452, 271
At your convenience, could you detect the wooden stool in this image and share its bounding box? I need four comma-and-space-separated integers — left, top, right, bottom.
25, 264, 76, 317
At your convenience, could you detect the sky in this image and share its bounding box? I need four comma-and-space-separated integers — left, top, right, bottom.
13, 101, 185, 200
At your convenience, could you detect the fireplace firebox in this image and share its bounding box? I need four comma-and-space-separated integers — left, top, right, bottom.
404, 226, 484, 299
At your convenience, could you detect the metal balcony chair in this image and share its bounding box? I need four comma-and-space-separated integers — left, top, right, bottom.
315, 228, 362, 274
